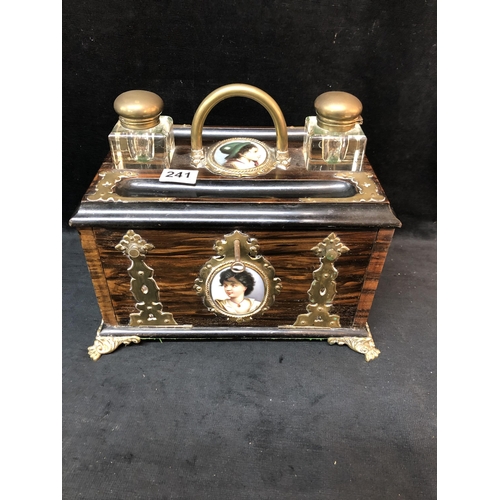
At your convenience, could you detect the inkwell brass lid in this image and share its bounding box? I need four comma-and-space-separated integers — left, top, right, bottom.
315, 91, 363, 132
114, 90, 164, 130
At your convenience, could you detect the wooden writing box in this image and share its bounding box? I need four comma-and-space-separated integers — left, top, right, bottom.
69, 87, 401, 361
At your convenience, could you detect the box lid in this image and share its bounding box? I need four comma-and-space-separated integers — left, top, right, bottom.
69, 127, 401, 230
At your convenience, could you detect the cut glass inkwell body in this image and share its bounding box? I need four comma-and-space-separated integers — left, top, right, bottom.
109, 90, 175, 170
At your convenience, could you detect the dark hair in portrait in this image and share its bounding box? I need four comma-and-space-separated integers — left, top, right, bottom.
219, 269, 255, 295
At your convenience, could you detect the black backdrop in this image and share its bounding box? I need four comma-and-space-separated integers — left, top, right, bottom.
62, 0, 436, 229
62, 3, 437, 498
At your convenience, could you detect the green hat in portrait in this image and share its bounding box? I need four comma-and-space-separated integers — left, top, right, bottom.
220, 141, 252, 159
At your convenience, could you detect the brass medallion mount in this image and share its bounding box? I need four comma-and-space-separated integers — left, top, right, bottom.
194, 230, 282, 322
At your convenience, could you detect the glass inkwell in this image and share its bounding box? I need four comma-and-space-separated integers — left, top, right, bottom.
109, 90, 175, 169
303, 91, 366, 171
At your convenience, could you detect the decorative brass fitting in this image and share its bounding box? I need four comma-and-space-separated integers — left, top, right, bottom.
292, 233, 349, 328
115, 230, 178, 327
327, 324, 380, 362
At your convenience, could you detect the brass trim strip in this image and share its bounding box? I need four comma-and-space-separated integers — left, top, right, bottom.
87, 170, 175, 203
299, 172, 385, 203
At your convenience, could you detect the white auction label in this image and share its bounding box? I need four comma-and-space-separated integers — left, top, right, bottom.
159, 169, 199, 185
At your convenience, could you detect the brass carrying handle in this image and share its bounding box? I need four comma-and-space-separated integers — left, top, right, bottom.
190, 83, 289, 153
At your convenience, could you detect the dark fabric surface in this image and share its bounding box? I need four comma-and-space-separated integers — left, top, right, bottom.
62, 223, 436, 499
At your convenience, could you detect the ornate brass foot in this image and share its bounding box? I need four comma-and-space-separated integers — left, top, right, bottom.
88, 335, 141, 361
327, 325, 380, 362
